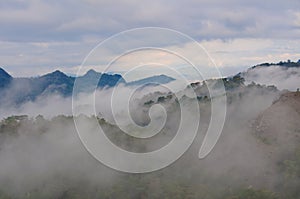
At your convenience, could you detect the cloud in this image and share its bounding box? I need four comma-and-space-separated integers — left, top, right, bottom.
0, 0, 300, 76
243, 65, 300, 91
0, 76, 290, 197
1, 0, 300, 42
293, 12, 300, 28
1, 38, 300, 79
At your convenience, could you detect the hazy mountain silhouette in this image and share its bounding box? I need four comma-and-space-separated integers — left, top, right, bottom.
0, 68, 175, 105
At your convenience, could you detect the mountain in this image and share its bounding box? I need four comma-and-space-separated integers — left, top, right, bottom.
0, 67, 12, 88
37, 70, 75, 96
0, 69, 126, 105
74, 69, 126, 93
250, 91, 300, 187
79, 69, 125, 87
0, 70, 75, 105
253, 91, 300, 148
0, 68, 176, 106
126, 74, 175, 86
1, 58, 297, 106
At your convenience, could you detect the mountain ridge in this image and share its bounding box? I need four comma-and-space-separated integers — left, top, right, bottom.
0, 68, 176, 105
250, 59, 300, 70
0, 67, 12, 88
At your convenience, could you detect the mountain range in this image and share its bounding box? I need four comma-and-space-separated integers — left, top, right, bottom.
0, 59, 299, 106
0, 61, 300, 198
0, 68, 175, 105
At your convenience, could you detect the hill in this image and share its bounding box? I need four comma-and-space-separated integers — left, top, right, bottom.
240, 60, 300, 91
253, 91, 300, 148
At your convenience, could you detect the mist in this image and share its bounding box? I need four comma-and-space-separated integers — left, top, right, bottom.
242, 65, 300, 91
1, 76, 299, 198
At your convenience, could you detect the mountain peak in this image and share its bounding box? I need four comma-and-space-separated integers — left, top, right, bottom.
127, 74, 175, 86
86, 69, 98, 74
52, 70, 66, 75
43, 70, 68, 78
0, 67, 12, 88
0, 67, 12, 79
84, 69, 100, 76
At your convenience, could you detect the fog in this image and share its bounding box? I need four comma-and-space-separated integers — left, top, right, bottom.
0, 74, 299, 198
242, 65, 300, 91
0, 118, 117, 198
0, 83, 168, 119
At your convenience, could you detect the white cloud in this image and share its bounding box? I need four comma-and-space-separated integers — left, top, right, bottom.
1, 38, 300, 78
0, 0, 300, 77
294, 12, 300, 27
243, 65, 300, 91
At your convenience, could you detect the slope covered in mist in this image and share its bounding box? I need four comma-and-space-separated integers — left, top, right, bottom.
0, 60, 299, 198
241, 60, 300, 91
0, 81, 299, 198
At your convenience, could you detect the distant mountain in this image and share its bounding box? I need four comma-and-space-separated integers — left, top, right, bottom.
74, 69, 126, 93
80, 69, 125, 87
37, 70, 75, 96
0, 70, 75, 105
0, 69, 126, 105
127, 75, 175, 86
3, 58, 297, 107
0, 67, 12, 88
0, 68, 175, 106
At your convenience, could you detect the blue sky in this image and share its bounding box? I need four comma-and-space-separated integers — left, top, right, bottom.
0, 0, 300, 78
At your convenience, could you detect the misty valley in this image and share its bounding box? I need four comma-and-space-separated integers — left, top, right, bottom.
0, 61, 299, 198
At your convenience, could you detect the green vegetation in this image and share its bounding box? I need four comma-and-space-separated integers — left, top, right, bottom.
0, 115, 299, 199
225, 188, 278, 199
283, 147, 300, 178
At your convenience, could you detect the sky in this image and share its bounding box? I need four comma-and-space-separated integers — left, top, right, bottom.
0, 0, 300, 78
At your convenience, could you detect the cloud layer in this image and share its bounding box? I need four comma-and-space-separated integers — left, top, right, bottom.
0, 0, 300, 76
